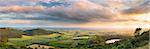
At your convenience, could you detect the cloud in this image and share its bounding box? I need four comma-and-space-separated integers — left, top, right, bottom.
121, 0, 150, 14
0, 0, 149, 28
0, 0, 117, 23
0, 6, 44, 13
0, 19, 71, 27
43, 0, 116, 22
0, 20, 32, 24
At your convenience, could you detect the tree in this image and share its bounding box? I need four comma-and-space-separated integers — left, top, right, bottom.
134, 28, 142, 37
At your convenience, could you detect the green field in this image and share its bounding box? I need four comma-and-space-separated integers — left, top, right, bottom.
0, 28, 149, 49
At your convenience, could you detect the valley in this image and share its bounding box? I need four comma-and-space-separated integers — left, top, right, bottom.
0, 28, 149, 49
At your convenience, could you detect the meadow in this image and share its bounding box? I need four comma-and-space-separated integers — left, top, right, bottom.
0, 28, 149, 49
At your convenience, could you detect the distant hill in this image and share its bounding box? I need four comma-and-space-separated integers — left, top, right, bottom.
0, 28, 25, 38
0, 28, 25, 43
24, 28, 60, 36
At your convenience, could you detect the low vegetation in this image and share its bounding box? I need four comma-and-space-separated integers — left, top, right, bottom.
0, 28, 149, 49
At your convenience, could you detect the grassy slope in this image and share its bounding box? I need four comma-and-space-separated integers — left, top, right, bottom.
136, 44, 149, 49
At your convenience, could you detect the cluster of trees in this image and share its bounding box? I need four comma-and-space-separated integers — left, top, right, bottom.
110, 29, 149, 49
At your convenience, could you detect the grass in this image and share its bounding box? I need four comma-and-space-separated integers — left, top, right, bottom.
5, 30, 148, 49
7, 32, 91, 48
9, 35, 33, 40
136, 44, 149, 49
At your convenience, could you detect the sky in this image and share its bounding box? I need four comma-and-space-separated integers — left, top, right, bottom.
0, 0, 150, 29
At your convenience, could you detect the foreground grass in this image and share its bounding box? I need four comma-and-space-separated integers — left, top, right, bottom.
136, 44, 149, 49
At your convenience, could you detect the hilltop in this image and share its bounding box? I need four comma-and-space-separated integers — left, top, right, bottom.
24, 28, 61, 36
0, 28, 25, 38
